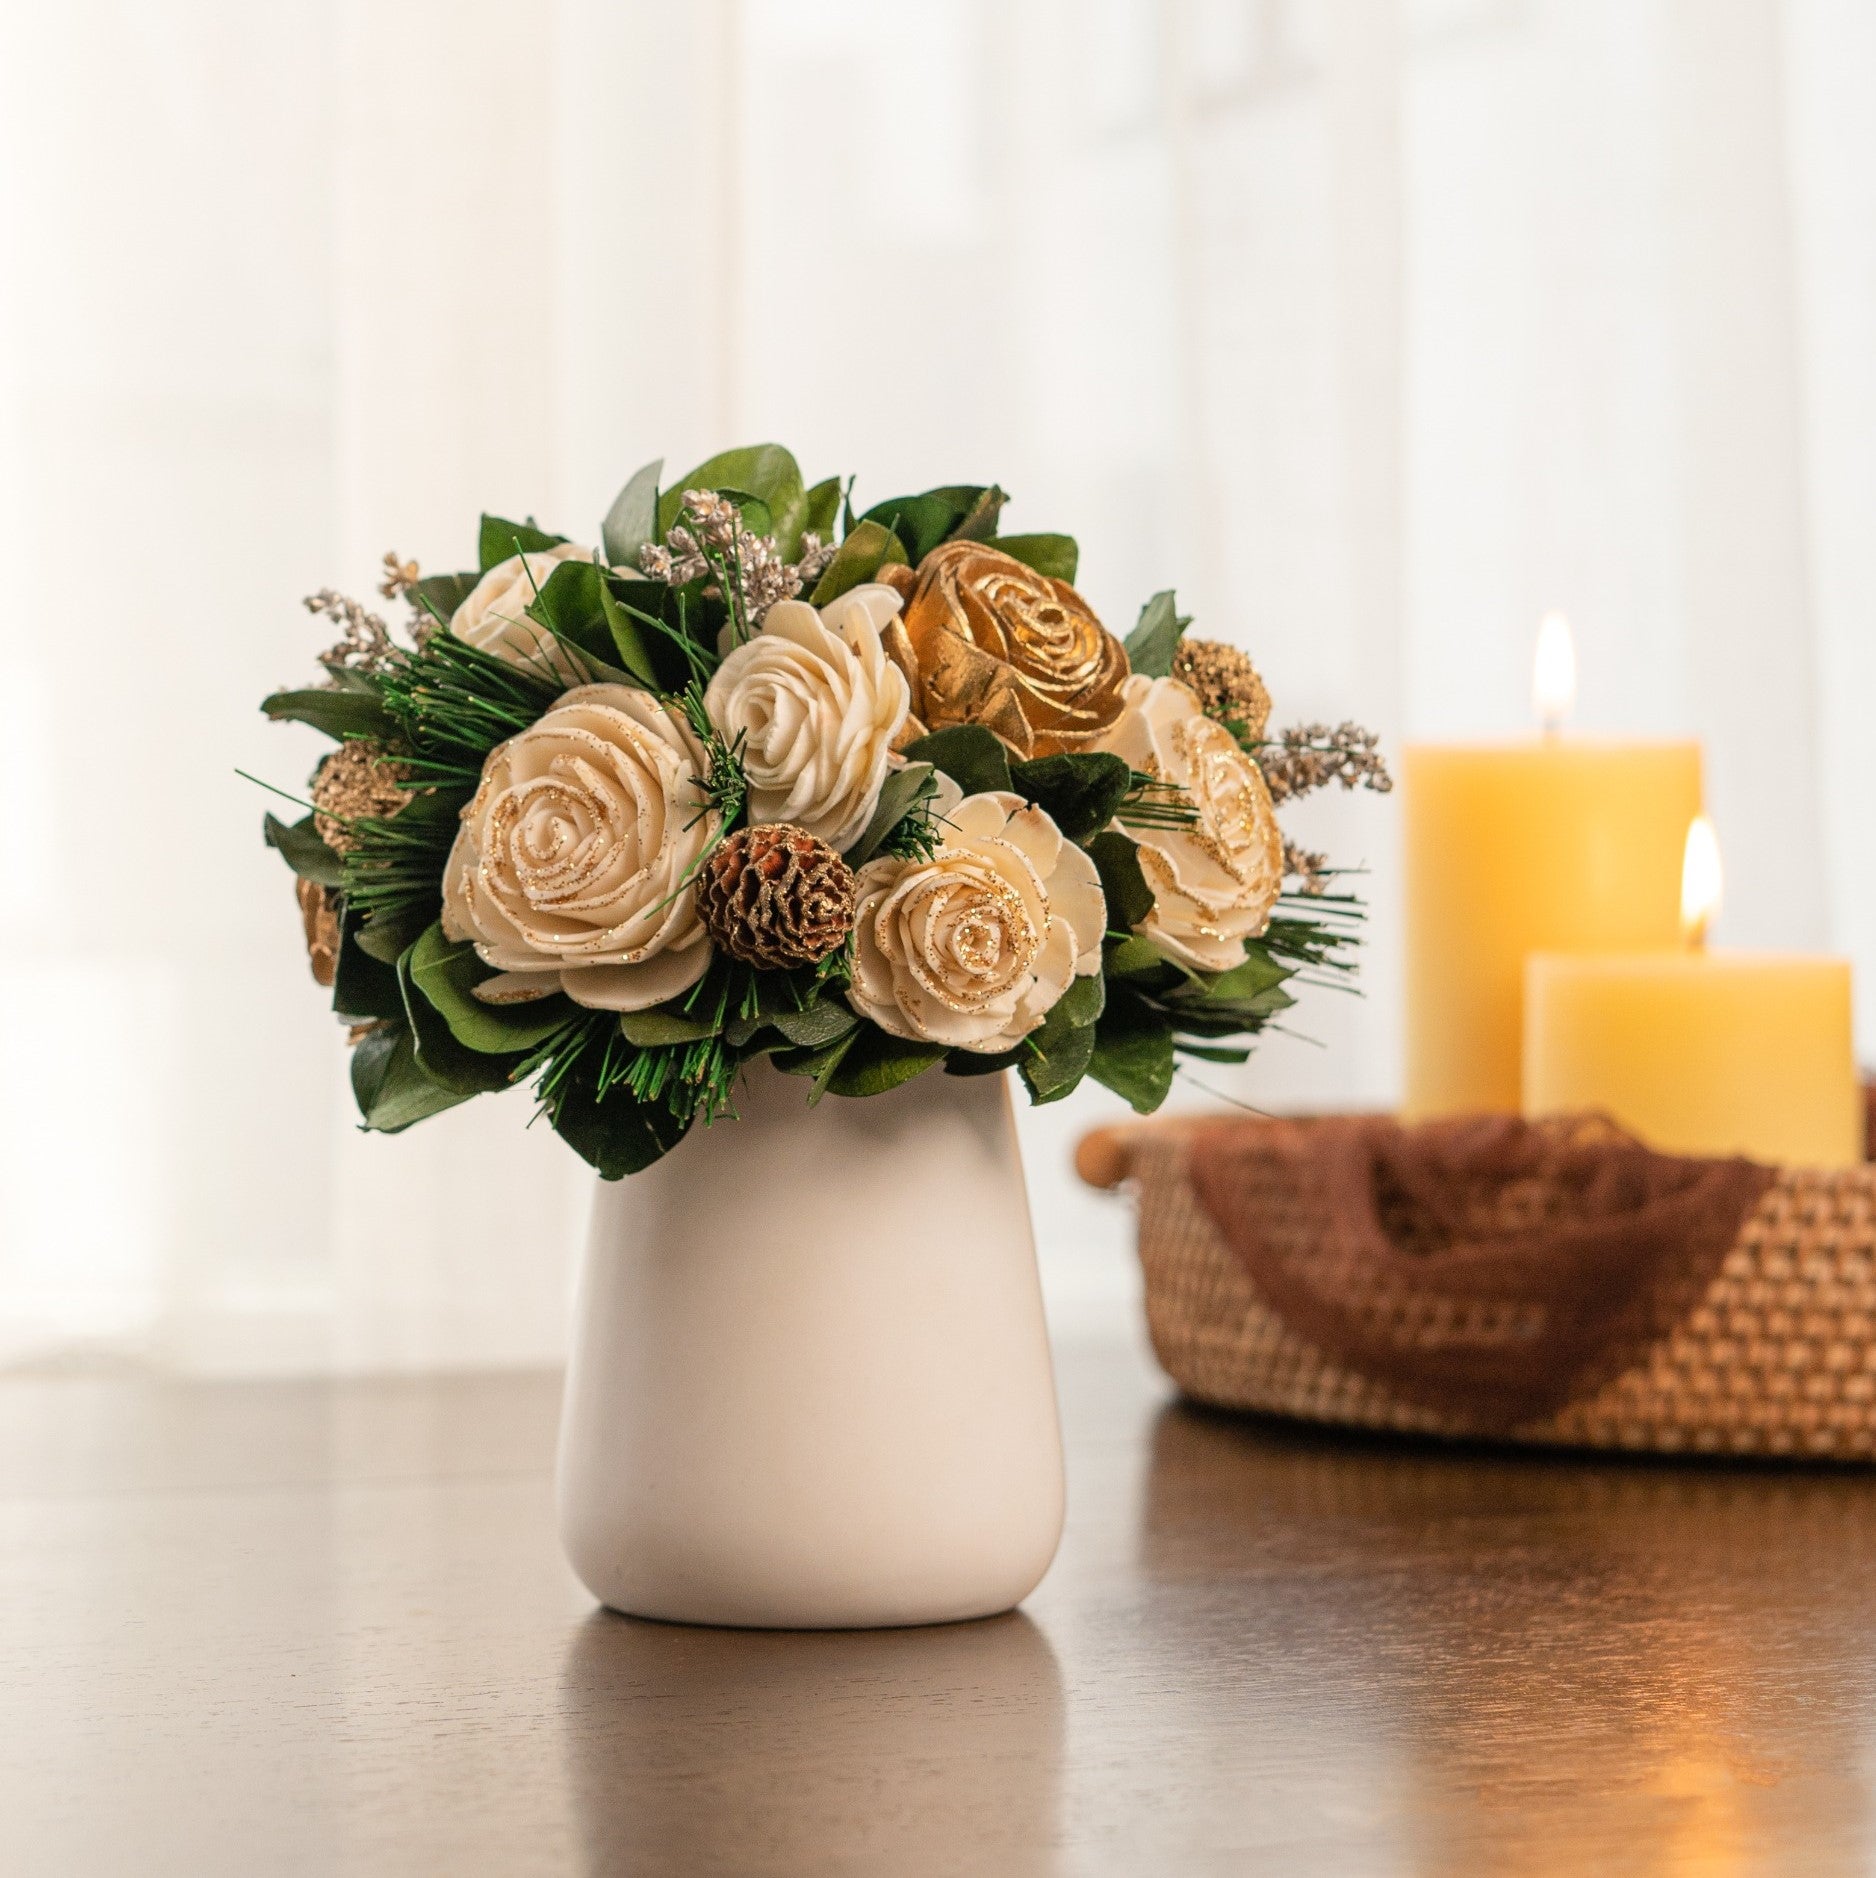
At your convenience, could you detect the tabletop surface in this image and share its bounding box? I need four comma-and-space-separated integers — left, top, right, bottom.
5, 1332, 1876, 1876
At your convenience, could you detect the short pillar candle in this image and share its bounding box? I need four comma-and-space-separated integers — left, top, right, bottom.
1521, 950, 1860, 1167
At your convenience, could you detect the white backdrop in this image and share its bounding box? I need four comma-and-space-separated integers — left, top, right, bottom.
0, 0, 1869, 1370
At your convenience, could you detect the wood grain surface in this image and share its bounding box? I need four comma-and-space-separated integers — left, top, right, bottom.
4, 1338, 1876, 1874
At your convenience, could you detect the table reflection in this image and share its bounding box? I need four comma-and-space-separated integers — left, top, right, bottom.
562, 1607, 1063, 1876
1141, 1403, 1876, 1875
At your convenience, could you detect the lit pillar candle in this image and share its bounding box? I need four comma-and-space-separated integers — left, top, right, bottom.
1522, 818, 1862, 1167
1403, 615, 1704, 1118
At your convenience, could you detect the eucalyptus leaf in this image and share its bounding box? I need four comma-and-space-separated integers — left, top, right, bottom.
1088, 990, 1176, 1114
601, 457, 662, 571
1008, 752, 1132, 843
350, 1021, 475, 1133
262, 687, 397, 743
901, 725, 1012, 798
658, 445, 807, 554
845, 762, 937, 866
263, 812, 344, 888
769, 1000, 859, 1049
406, 921, 577, 1053
479, 514, 567, 570
1123, 590, 1191, 678
1086, 831, 1155, 932
992, 534, 1078, 583
808, 519, 908, 605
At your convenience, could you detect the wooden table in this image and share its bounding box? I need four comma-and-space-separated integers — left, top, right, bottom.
5, 1335, 1876, 1874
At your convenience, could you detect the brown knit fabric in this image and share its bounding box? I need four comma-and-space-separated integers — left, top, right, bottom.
1184, 1114, 1776, 1426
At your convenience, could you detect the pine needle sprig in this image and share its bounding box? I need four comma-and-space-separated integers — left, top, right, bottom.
1119, 772, 1200, 830
373, 632, 562, 788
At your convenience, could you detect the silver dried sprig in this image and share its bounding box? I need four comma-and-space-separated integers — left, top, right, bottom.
1256, 721, 1393, 805
304, 587, 399, 677
635, 489, 839, 634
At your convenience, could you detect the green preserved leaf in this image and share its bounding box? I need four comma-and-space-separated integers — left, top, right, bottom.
802, 475, 843, 541
617, 1007, 721, 1046
658, 445, 807, 554
263, 812, 344, 888
993, 534, 1078, 583
350, 1021, 476, 1133
526, 557, 636, 683
824, 1026, 948, 1099
1102, 934, 1178, 985
1015, 970, 1106, 1105
405, 921, 577, 1053
261, 687, 397, 743
769, 999, 858, 1049
397, 944, 525, 1095
351, 899, 434, 965
859, 484, 1005, 564
600, 457, 662, 571
1088, 989, 1176, 1114
478, 514, 567, 570
845, 762, 938, 865
1008, 752, 1132, 842
334, 903, 406, 1022
1086, 830, 1155, 931
807, 519, 909, 605
598, 575, 682, 688
1123, 590, 1190, 677
901, 724, 1012, 798
547, 1054, 693, 1179
411, 570, 478, 629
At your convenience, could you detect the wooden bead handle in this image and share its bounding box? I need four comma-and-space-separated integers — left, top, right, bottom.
1075, 1126, 1136, 1191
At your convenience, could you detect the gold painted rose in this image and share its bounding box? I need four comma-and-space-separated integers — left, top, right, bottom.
885, 541, 1131, 759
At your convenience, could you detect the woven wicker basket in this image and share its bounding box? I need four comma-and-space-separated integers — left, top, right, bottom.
1081, 1091, 1876, 1461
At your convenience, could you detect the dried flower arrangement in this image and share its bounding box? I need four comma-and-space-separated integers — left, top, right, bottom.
254, 446, 1389, 1177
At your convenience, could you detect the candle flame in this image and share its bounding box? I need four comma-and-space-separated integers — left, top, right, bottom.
1681, 814, 1722, 949
1533, 612, 1576, 734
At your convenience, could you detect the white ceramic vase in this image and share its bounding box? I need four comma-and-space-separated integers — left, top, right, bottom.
555, 1060, 1065, 1628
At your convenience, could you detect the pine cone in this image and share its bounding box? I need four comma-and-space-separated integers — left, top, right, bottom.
695, 824, 858, 970
1173, 637, 1272, 743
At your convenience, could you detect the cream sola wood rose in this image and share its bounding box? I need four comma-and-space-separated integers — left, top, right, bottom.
1098, 674, 1284, 972
847, 790, 1105, 1051
449, 542, 592, 683
441, 685, 719, 1010
703, 585, 910, 850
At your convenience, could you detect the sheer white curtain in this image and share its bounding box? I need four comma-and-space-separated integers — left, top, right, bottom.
0, 0, 1868, 1370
